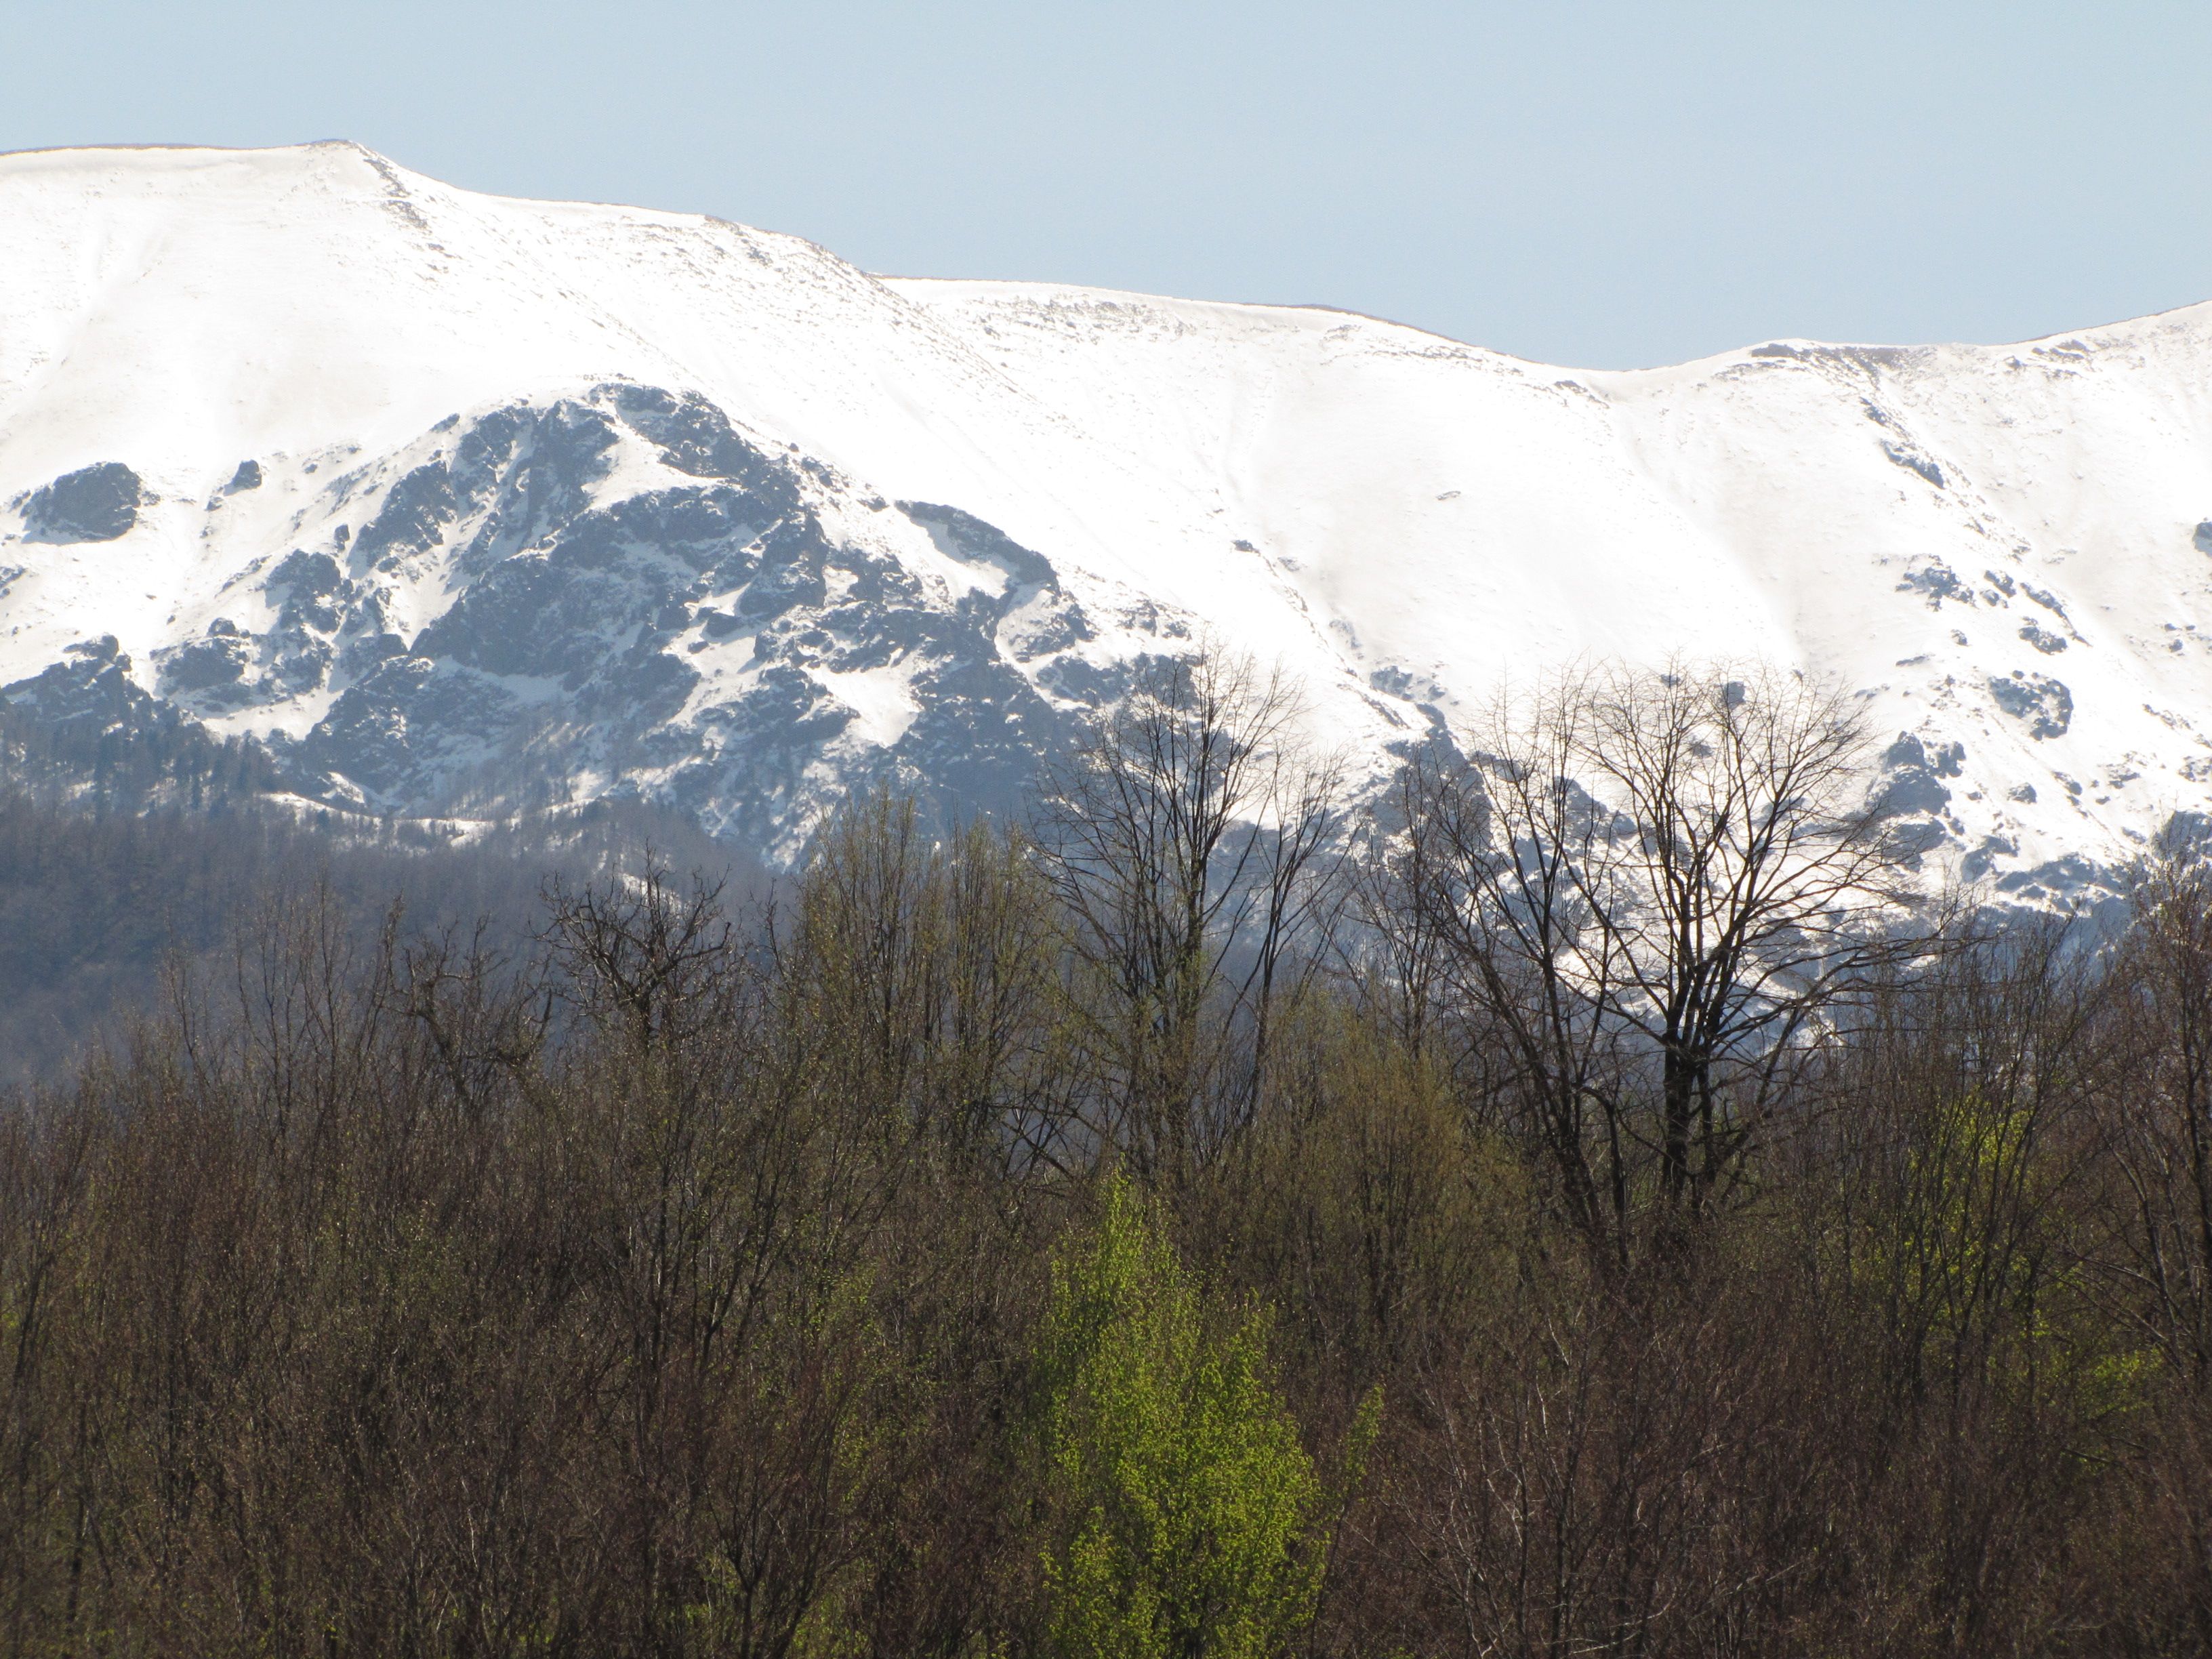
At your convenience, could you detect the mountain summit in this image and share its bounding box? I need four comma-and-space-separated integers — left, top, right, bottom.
4, 142, 2211, 884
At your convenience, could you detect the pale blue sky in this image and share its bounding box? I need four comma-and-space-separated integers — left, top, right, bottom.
8, 1, 2210, 368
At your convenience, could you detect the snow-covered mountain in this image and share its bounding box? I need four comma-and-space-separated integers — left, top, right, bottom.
5, 140, 2212, 888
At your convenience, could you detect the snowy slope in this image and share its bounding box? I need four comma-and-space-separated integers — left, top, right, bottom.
3, 142, 2211, 885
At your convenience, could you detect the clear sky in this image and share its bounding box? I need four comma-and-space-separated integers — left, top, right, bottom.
8, 1, 2211, 369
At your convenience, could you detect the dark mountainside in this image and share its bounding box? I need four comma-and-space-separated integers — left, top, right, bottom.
0, 745, 751, 1086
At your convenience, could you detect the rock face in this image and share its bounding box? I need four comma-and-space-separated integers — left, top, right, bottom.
112, 385, 1105, 857
1989, 672, 2074, 741
2, 634, 199, 765
22, 463, 146, 543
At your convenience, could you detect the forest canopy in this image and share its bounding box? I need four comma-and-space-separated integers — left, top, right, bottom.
3, 657, 2211, 1656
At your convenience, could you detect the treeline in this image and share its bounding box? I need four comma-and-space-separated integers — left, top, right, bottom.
5, 657, 2212, 1655
0, 792, 747, 1085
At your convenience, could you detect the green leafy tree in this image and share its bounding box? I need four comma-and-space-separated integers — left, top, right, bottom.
1036, 1179, 1339, 1659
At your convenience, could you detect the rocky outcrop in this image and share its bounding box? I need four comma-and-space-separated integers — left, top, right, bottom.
22, 463, 148, 543
89, 385, 1116, 853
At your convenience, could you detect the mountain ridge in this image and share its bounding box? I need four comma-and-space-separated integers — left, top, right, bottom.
5, 141, 2212, 888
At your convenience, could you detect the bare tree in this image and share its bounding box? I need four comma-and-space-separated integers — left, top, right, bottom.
2109, 843, 2212, 1385
1400, 678, 1643, 1268
1576, 663, 1914, 1223
1394, 662, 1922, 1263
1344, 758, 1456, 1062
1029, 648, 1343, 1182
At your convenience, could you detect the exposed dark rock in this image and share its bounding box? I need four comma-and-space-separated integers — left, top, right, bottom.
1898, 562, 1973, 609
298, 655, 528, 804
268, 550, 345, 619
1882, 817, 1951, 865
2, 637, 188, 756
24, 463, 148, 543
157, 636, 253, 697
2158, 809, 2212, 859
1961, 834, 2020, 885
1989, 672, 2072, 739
1035, 654, 1129, 708
1992, 855, 2123, 930
611, 386, 802, 508
1876, 735, 1952, 818
1883, 443, 1945, 489
900, 500, 1058, 592
888, 653, 1065, 811
356, 461, 462, 569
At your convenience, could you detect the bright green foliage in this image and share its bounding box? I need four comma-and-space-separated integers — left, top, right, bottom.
1862, 1092, 2150, 1421
1037, 1180, 1328, 1659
